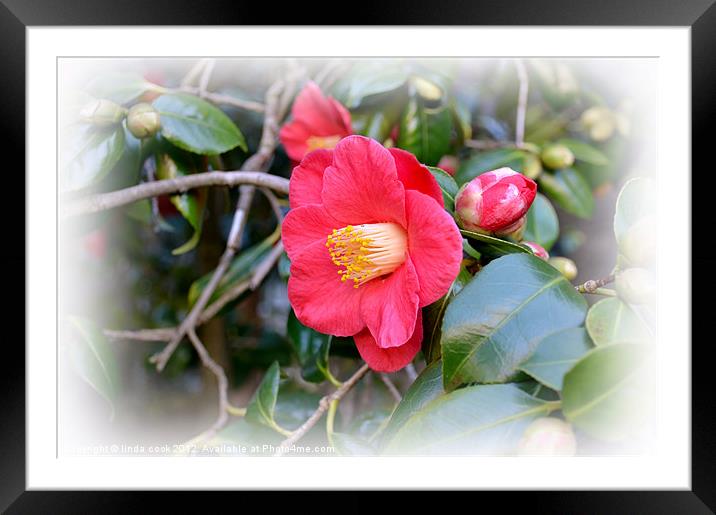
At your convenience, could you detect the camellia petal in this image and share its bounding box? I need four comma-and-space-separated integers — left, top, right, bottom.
289, 149, 333, 209
287, 239, 366, 337
282, 203, 343, 261
389, 147, 444, 207
404, 190, 463, 306
353, 311, 423, 373
321, 136, 407, 226
360, 258, 420, 349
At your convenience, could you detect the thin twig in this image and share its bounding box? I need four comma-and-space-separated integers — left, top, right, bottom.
182, 328, 230, 446
404, 363, 418, 383
575, 274, 615, 294
197, 58, 216, 97
274, 363, 371, 457
380, 374, 402, 403
178, 87, 266, 113
514, 59, 529, 147
64, 171, 289, 217
180, 59, 208, 89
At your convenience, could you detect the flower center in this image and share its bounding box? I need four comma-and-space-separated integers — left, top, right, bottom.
326, 223, 408, 288
306, 134, 342, 152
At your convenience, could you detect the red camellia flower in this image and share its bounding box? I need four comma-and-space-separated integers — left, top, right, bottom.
282, 136, 463, 372
454, 167, 537, 233
279, 81, 353, 162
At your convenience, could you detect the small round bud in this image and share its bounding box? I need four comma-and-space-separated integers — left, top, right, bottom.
523, 241, 549, 260
616, 268, 655, 305
541, 144, 575, 170
80, 99, 126, 127
522, 153, 543, 179
549, 256, 578, 280
517, 418, 577, 456
127, 102, 161, 139
580, 106, 616, 142
412, 76, 443, 102
619, 215, 657, 267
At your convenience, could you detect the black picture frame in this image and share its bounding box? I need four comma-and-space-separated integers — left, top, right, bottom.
4, 1, 713, 511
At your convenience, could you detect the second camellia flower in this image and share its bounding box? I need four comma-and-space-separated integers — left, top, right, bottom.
282, 136, 463, 372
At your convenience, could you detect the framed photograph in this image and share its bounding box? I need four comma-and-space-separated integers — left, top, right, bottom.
6, 0, 713, 511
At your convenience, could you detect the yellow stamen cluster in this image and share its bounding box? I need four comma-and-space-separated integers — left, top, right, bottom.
306, 134, 342, 152
326, 223, 408, 288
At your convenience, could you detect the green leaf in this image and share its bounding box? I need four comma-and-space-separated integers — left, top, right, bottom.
614, 177, 656, 243
427, 166, 458, 212
523, 193, 560, 251
397, 95, 452, 166
558, 138, 609, 166
422, 266, 472, 364
585, 297, 651, 346
454, 148, 525, 186
153, 93, 247, 155
67, 316, 121, 418
441, 253, 587, 390
62, 124, 125, 191
286, 310, 333, 384
539, 168, 594, 219
562, 343, 651, 441
381, 361, 444, 446
155, 152, 206, 255
519, 327, 593, 391
187, 230, 279, 307
383, 383, 553, 454
346, 66, 409, 108
451, 97, 473, 145
245, 362, 287, 434
460, 229, 532, 258
85, 72, 159, 105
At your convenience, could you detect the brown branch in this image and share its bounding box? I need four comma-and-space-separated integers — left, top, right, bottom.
273, 363, 370, 456
64, 171, 289, 217
179, 86, 266, 113
575, 274, 615, 294
380, 373, 402, 403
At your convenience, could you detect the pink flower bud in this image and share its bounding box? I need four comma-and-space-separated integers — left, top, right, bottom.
455, 167, 537, 232
517, 418, 577, 456
437, 155, 459, 176
524, 241, 549, 260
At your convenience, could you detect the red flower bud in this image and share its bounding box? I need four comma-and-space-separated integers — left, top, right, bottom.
437, 155, 458, 176
455, 167, 537, 232
524, 241, 549, 260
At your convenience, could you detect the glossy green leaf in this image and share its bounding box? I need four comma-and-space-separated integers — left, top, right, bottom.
155, 152, 206, 255
451, 97, 473, 145
614, 177, 656, 243
585, 297, 651, 346
460, 229, 531, 258
519, 327, 593, 391
85, 72, 159, 105
62, 124, 125, 191
454, 148, 525, 186
558, 138, 609, 166
153, 93, 247, 155
441, 253, 587, 390
397, 95, 452, 166
346, 66, 409, 108
427, 166, 458, 212
562, 343, 651, 441
381, 361, 444, 446
286, 310, 332, 383
539, 168, 594, 219
383, 383, 553, 454
187, 230, 278, 307
422, 266, 472, 364
67, 316, 121, 418
245, 362, 286, 433
523, 193, 560, 251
